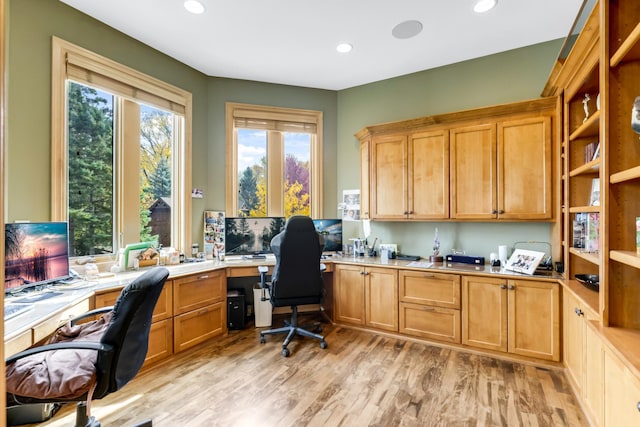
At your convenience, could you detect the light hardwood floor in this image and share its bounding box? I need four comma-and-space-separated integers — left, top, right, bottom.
24, 316, 589, 427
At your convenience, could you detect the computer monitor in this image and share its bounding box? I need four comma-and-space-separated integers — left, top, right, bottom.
224, 217, 286, 256
5, 222, 71, 294
312, 219, 343, 253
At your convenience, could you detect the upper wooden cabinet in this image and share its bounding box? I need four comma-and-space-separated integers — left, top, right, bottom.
356, 97, 557, 222
369, 130, 449, 220
451, 116, 552, 219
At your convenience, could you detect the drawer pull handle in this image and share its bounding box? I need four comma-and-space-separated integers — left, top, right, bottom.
198, 275, 209, 280
422, 307, 435, 312
422, 274, 435, 278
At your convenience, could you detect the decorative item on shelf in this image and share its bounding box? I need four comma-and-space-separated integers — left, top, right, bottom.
582, 93, 591, 123
430, 227, 443, 262
632, 96, 640, 135
575, 274, 599, 292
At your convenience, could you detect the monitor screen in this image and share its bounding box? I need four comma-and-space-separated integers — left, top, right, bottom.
5, 222, 71, 293
224, 217, 286, 256
312, 219, 343, 253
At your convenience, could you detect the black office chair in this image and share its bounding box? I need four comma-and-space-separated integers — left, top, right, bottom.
6, 267, 170, 427
258, 215, 328, 357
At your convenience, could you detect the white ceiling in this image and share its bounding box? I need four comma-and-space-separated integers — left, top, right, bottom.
59, 0, 585, 91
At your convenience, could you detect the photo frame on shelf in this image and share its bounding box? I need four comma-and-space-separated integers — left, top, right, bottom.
504, 249, 546, 275
589, 178, 600, 206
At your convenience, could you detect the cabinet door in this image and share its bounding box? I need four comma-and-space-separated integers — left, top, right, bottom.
507, 279, 560, 361
334, 264, 365, 325
604, 348, 640, 426
562, 290, 585, 388
462, 276, 507, 352
408, 130, 449, 219
365, 267, 398, 331
583, 320, 603, 426
450, 124, 496, 219
360, 138, 370, 220
370, 134, 407, 219
498, 116, 552, 219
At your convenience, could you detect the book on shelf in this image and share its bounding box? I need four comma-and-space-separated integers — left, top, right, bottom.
584, 141, 600, 163
585, 212, 600, 252
573, 213, 587, 249
637, 217, 640, 255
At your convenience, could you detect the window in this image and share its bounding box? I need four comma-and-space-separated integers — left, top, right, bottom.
226, 103, 323, 218
52, 37, 192, 257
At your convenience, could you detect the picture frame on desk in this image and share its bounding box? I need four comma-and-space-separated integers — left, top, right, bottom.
504, 249, 546, 276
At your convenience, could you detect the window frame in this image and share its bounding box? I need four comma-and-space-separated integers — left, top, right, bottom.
51, 37, 192, 256
225, 102, 323, 218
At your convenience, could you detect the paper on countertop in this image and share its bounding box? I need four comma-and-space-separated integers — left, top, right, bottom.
406, 261, 434, 268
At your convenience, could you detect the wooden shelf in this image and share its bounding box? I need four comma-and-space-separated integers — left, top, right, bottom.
609, 250, 640, 269
610, 165, 640, 184
568, 205, 601, 213
610, 21, 640, 67
569, 110, 600, 141
569, 158, 601, 177
569, 247, 601, 265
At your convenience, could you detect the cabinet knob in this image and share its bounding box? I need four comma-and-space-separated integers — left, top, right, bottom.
498, 210, 505, 214
500, 284, 507, 289
491, 210, 497, 214
360, 271, 365, 275
637, 401, 640, 412
508, 285, 515, 290
574, 307, 584, 316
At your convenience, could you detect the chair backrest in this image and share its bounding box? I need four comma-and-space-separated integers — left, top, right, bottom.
95, 267, 169, 398
269, 216, 323, 306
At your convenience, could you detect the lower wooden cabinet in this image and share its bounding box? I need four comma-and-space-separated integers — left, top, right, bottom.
94, 280, 174, 367
399, 271, 461, 343
173, 270, 226, 352
604, 346, 640, 426
562, 289, 602, 425
462, 276, 560, 361
334, 264, 398, 332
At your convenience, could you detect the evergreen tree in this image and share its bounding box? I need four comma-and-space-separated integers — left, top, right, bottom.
238, 167, 259, 214
67, 82, 114, 255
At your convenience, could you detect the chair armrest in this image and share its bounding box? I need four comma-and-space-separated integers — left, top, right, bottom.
69, 307, 114, 326
6, 341, 112, 364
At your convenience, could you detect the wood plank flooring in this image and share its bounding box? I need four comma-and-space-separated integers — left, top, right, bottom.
21, 316, 589, 427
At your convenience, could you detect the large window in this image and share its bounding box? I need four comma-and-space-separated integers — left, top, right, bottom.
226, 103, 323, 218
52, 37, 192, 257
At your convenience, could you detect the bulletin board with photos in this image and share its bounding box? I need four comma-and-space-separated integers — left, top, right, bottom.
204, 211, 225, 259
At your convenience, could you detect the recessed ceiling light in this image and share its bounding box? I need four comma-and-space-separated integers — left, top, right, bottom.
392, 20, 423, 40
184, 0, 205, 14
473, 0, 497, 13
336, 43, 353, 54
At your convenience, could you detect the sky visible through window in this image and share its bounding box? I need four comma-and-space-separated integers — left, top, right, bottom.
238, 129, 310, 171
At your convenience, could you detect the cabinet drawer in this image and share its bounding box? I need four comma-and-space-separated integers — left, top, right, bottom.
399, 271, 460, 309
95, 280, 173, 322
5, 330, 32, 357
399, 302, 460, 344
173, 302, 225, 352
32, 299, 91, 343
174, 270, 225, 315
143, 318, 173, 369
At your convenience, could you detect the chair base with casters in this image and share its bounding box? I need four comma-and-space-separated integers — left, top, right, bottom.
259, 305, 327, 357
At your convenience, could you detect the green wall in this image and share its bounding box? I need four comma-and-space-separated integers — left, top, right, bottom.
336, 40, 563, 258
6, 0, 564, 260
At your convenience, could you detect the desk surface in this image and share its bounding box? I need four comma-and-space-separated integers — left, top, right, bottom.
4, 254, 561, 343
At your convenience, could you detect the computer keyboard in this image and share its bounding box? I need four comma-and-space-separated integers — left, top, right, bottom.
4, 303, 33, 320
396, 254, 421, 261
